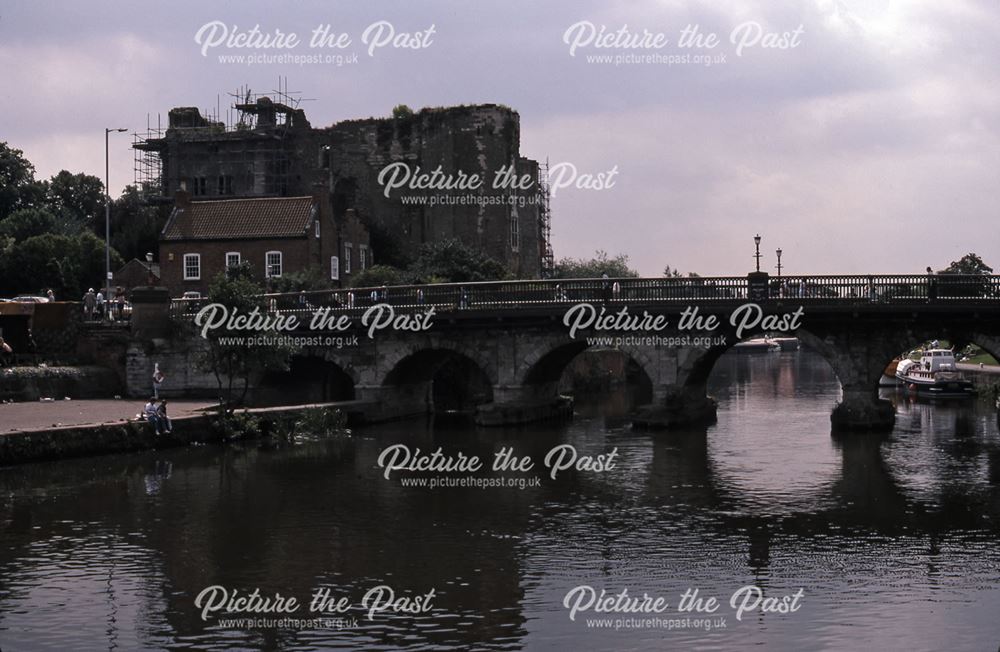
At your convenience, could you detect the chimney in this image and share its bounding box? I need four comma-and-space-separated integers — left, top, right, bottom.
175, 187, 191, 208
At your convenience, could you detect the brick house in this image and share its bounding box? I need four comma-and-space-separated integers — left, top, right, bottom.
158, 191, 371, 296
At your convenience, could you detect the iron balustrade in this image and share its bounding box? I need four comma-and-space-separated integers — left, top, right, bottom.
168, 274, 1000, 317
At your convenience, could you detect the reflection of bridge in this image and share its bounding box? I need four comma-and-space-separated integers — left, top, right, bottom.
142, 274, 1000, 431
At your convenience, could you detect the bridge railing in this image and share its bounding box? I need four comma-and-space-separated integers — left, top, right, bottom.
169, 274, 1000, 317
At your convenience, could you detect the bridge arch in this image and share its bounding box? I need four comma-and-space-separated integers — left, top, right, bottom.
256, 354, 356, 405
521, 341, 654, 400
379, 346, 496, 418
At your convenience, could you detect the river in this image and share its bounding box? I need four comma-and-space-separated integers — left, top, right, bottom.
1, 349, 999, 650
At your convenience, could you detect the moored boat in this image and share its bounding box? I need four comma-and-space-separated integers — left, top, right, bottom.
770, 337, 800, 351
895, 349, 976, 398
734, 337, 781, 353
880, 357, 903, 387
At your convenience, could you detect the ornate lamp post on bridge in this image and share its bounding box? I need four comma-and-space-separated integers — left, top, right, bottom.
775, 248, 783, 278
105, 127, 128, 318
748, 234, 769, 300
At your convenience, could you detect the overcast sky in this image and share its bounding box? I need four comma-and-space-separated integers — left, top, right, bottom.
2, 0, 997, 276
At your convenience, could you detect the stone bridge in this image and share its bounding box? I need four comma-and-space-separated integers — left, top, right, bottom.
125, 273, 1000, 432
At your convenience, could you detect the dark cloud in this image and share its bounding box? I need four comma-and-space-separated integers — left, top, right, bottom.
2, 0, 997, 274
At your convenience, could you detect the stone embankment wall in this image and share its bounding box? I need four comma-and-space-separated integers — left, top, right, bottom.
0, 403, 344, 467
0, 366, 122, 402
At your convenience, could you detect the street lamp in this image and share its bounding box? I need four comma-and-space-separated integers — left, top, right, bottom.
753, 234, 762, 272
775, 248, 783, 277
105, 128, 128, 318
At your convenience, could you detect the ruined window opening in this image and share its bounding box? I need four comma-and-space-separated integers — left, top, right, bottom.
344, 243, 353, 274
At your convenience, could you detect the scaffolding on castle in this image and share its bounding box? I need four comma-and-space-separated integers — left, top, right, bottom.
538, 158, 554, 277
133, 113, 165, 198
132, 77, 309, 201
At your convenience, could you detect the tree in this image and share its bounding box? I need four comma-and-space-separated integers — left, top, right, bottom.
409, 239, 508, 283
106, 185, 169, 262
392, 104, 414, 120
552, 250, 639, 279
45, 170, 105, 233
0, 208, 57, 242
350, 264, 407, 288
268, 266, 333, 293
0, 142, 45, 218
0, 231, 122, 298
196, 264, 295, 407
939, 253, 993, 275
936, 253, 993, 298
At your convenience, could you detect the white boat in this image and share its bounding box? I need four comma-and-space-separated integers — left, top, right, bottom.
880, 357, 903, 387
895, 349, 976, 398
734, 337, 781, 353
770, 337, 800, 351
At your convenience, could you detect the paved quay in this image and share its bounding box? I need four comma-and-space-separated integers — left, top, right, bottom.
0, 399, 217, 434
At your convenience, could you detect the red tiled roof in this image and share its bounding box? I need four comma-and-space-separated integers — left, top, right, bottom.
162, 196, 316, 241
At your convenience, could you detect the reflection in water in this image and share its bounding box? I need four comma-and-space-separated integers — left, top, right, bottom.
0, 350, 999, 650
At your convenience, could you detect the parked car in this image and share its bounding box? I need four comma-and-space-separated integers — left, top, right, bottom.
177, 291, 203, 314
12, 295, 50, 303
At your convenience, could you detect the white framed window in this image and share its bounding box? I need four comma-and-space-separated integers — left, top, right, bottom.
314, 220, 321, 238
265, 251, 283, 278
509, 214, 519, 251
183, 253, 201, 280
225, 252, 241, 268
330, 256, 340, 280
344, 243, 352, 274
359, 246, 367, 271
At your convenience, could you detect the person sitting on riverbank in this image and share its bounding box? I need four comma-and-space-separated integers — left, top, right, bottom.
143, 397, 165, 435
156, 399, 173, 434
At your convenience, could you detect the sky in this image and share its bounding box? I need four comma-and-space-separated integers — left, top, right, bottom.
2, 0, 997, 276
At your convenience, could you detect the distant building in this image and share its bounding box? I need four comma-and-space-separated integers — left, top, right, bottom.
113, 258, 160, 291
158, 191, 369, 296
135, 95, 551, 285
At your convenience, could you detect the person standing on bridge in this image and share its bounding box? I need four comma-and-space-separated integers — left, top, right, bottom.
601, 273, 611, 306
82, 289, 96, 320
926, 266, 938, 302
